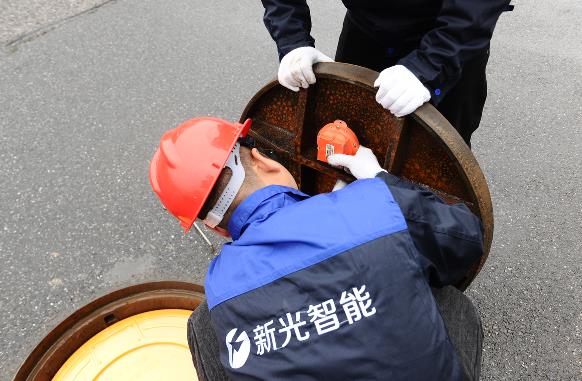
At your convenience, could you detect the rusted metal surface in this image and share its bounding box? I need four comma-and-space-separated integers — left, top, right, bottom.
13, 281, 205, 381
241, 62, 494, 289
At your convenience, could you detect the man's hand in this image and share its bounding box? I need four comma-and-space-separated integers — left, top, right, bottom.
374, 65, 431, 117
327, 146, 386, 180
278, 47, 334, 92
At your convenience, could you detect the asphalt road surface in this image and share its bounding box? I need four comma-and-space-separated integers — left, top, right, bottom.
1, 0, 581, 380
0, 0, 111, 44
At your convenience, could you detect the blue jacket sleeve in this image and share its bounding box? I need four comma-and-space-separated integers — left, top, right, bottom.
398, 0, 513, 105
377, 171, 484, 287
260, 0, 316, 60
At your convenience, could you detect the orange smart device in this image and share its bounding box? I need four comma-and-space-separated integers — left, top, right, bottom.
316, 120, 360, 163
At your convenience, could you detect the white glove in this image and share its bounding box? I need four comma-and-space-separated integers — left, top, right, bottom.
374, 65, 431, 117
278, 47, 334, 92
327, 146, 386, 180
332, 179, 347, 191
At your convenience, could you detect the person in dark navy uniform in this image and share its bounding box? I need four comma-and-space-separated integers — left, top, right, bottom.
150, 117, 486, 381
261, 0, 513, 146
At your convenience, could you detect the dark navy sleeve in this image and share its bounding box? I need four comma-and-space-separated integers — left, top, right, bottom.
397, 0, 513, 105
376, 171, 483, 287
260, 0, 316, 60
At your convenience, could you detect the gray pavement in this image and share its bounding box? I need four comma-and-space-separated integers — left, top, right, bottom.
0, 0, 112, 44
0, 0, 581, 380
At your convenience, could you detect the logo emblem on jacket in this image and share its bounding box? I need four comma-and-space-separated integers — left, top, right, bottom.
226, 328, 251, 369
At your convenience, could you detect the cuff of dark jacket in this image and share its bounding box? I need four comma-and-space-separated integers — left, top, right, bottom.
397, 52, 458, 107
276, 35, 315, 61
376, 170, 407, 188
376, 170, 442, 196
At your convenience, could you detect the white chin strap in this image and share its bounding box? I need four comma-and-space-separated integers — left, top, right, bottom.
203, 142, 246, 228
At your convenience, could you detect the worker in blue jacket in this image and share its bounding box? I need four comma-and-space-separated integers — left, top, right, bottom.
150, 117, 485, 380
261, 0, 513, 145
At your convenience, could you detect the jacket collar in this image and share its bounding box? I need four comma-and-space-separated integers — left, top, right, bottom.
227, 185, 309, 240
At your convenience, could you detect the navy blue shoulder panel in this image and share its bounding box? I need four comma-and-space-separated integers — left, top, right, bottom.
205, 178, 407, 309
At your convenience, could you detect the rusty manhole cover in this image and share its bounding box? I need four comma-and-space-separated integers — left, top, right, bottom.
241, 62, 493, 288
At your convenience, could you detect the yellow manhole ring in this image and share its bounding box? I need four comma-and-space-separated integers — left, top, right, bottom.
53, 309, 197, 381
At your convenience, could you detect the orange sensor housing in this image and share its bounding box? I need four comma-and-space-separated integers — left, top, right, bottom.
317, 120, 360, 163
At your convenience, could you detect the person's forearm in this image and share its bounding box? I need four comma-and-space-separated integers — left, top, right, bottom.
261, 0, 315, 60
398, 0, 513, 104
376, 171, 483, 286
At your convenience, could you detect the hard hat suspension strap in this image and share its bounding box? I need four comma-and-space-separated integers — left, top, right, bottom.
203, 142, 246, 228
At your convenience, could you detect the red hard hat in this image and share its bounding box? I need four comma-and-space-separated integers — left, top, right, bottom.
149, 117, 252, 232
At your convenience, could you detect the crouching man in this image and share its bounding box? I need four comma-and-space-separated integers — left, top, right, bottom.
149, 117, 484, 381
